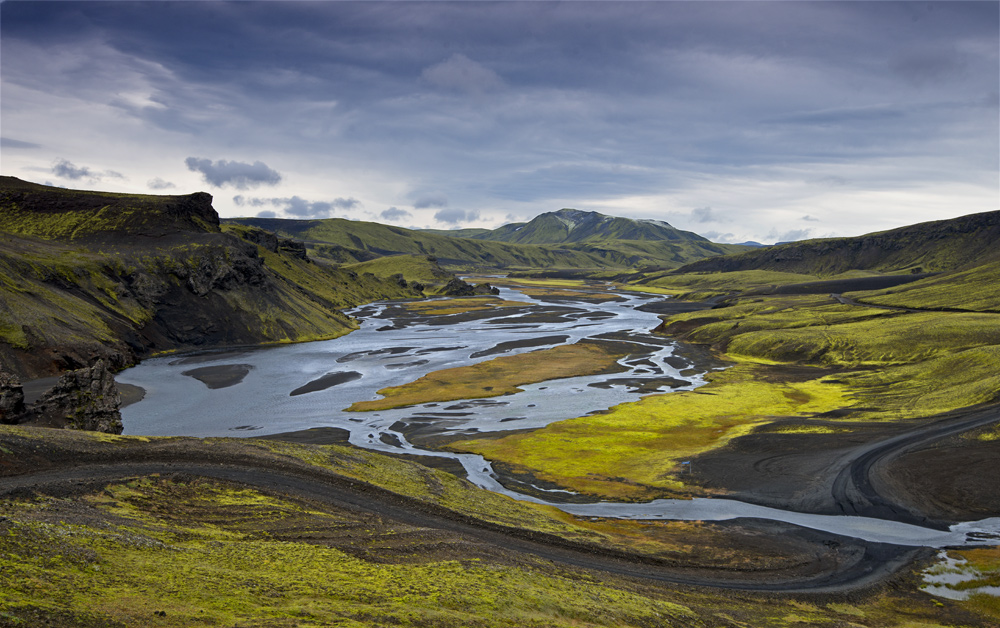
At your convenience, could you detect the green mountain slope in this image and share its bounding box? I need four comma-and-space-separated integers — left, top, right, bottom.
229, 208, 745, 271
432, 208, 746, 268
0, 177, 421, 379
672, 210, 1000, 276
225, 217, 614, 270
468, 208, 703, 245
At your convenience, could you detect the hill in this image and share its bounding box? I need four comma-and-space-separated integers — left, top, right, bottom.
226, 216, 616, 270
428, 208, 747, 268
466, 208, 704, 245
0, 177, 422, 380
229, 209, 746, 272
671, 210, 1000, 276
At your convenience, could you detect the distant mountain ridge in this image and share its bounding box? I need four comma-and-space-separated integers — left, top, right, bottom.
229, 209, 747, 271
673, 210, 1000, 276
462, 208, 706, 245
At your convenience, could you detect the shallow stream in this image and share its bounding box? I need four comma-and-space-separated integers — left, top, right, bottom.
118, 283, 1000, 549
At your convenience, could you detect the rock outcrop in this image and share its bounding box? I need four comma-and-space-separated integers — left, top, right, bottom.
28, 360, 123, 434
441, 278, 500, 296
0, 371, 25, 424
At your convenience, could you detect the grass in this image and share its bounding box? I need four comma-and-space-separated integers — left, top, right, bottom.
342, 254, 455, 287
0, 425, 985, 628
452, 280, 1000, 499
400, 296, 531, 316
348, 342, 629, 412
0, 478, 698, 628
848, 260, 1000, 313
451, 363, 850, 500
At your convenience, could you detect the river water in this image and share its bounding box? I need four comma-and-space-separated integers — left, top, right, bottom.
118, 283, 1000, 549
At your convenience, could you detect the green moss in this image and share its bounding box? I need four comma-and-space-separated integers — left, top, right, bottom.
451, 364, 850, 499
348, 342, 629, 412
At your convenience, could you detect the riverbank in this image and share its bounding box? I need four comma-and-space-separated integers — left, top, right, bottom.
4, 423, 989, 628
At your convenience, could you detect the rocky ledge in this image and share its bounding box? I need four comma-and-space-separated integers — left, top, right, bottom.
0, 360, 122, 434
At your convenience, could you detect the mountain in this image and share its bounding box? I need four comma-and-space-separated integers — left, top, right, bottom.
0, 177, 422, 380
226, 216, 620, 270
464, 208, 703, 245
672, 210, 1000, 276
233, 209, 746, 272
430, 208, 747, 268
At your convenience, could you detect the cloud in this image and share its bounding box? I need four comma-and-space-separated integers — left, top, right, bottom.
381, 207, 411, 221
234, 195, 359, 218
690, 206, 715, 223
147, 177, 175, 190
1, 137, 41, 149
412, 193, 449, 209
50, 159, 125, 182
762, 105, 904, 127
256, 210, 277, 218
435, 208, 479, 224
767, 228, 812, 243
700, 230, 736, 242
801, 215, 819, 222
184, 157, 282, 190
422, 53, 504, 94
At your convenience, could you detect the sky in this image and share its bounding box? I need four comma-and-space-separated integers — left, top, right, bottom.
1, 1, 997, 244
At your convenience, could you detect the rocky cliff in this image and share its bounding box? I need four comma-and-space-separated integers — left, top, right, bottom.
0, 178, 425, 431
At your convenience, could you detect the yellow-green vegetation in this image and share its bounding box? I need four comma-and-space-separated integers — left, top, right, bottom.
348, 342, 629, 412
0, 192, 422, 377
226, 215, 617, 271
401, 296, 532, 316
627, 269, 827, 299
0, 426, 983, 627
849, 260, 1000, 312
660, 294, 1000, 421
923, 548, 1000, 621
453, 272, 1000, 499
342, 254, 455, 287
452, 363, 849, 500
0, 478, 697, 628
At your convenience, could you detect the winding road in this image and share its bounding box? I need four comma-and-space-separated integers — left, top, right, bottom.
5, 400, 999, 594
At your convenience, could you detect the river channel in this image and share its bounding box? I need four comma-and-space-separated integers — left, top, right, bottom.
118, 283, 1000, 549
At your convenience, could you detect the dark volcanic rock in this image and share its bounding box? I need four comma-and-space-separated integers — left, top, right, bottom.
473, 283, 500, 295
278, 238, 308, 260
442, 278, 475, 296
441, 278, 500, 296
28, 360, 123, 434
0, 371, 26, 424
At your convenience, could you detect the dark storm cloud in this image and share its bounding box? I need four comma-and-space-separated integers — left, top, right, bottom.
381, 207, 411, 221
185, 158, 282, 190
2, 1, 996, 240
234, 195, 359, 218
435, 208, 479, 225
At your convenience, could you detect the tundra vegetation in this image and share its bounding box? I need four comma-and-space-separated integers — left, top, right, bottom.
0, 425, 988, 628
0, 178, 997, 626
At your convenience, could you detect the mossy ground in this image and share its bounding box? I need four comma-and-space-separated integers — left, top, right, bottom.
450, 277, 1000, 498
452, 363, 850, 500
400, 296, 532, 316
348, 342, 629, 412
0, 426, 987, 628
